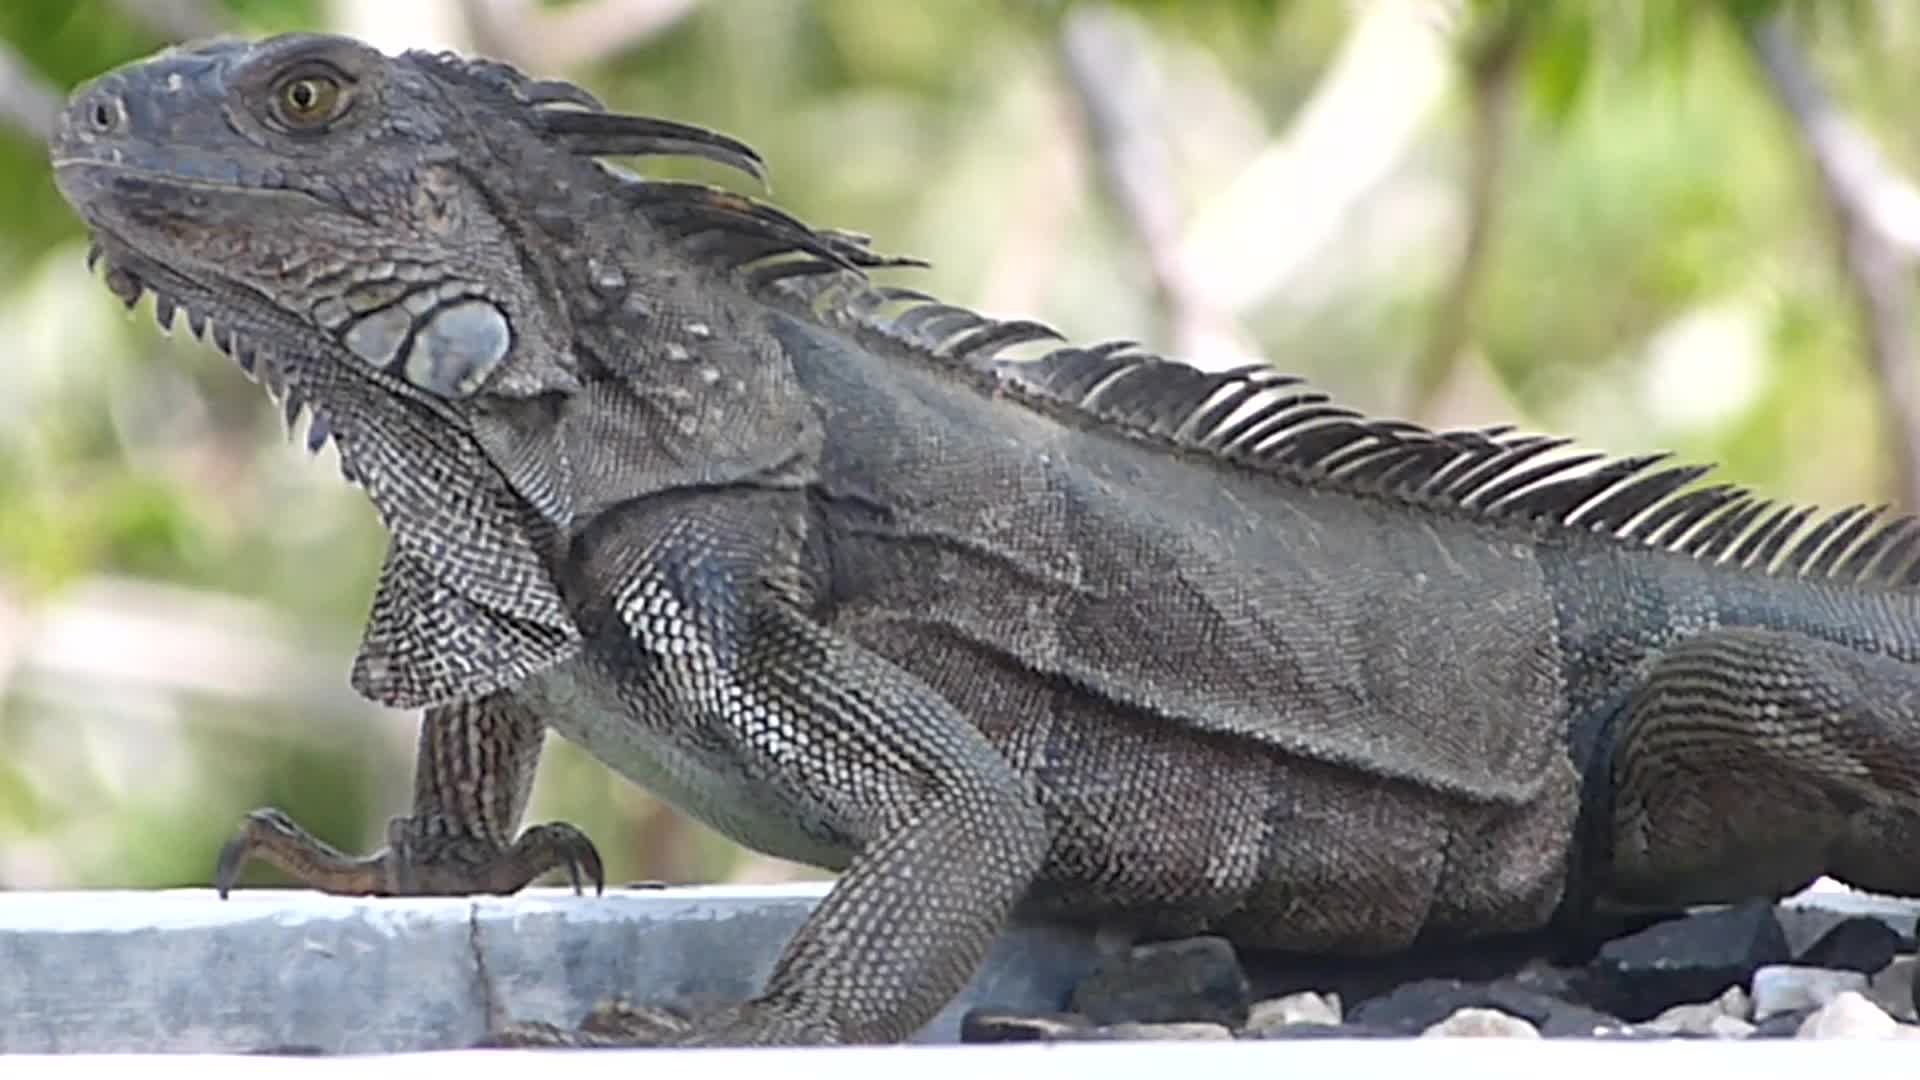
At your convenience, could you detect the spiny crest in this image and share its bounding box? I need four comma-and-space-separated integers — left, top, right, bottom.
942, 339, 1920, 590
408, 47, 768, 183
407, 48, 932, 282
977, 347, 1920, 589
432, 57, 1920, 592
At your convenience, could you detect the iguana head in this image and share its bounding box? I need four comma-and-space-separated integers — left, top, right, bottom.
48, 33, 788, 707
56, 35, 522, 402
50, 31, 769, 459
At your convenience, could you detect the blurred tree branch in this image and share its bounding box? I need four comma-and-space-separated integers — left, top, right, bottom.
109, 0, 223, 42
0, 38, 60, 145
1744, 11, 1920, 507
462, 0, 703, 73
1409, 4, 1537, 419
1056, 5, 1258, 370
331, 0, 470, 52
1179, 0, 1462, 313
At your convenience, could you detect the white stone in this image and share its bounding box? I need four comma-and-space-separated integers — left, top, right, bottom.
1420, 1007, 1540, 1038
1644, 985, 1752, 1035
1796, 991, 1899, 1039
1751, 965, 1871, 1020
1706, 1015, 1757, 1038
1245, 990, 1342, 1031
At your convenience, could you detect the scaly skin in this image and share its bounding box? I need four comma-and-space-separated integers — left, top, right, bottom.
49, 34, 1920, 1045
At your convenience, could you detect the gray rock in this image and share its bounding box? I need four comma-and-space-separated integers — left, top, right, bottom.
1866, 955, 1917, 1023
1792, 917, 1902, 974
1585, 900, 1789, 1021
1748, 1008, 1813, 1038
1750, 964, 1870, 1020
1348, 977, 1629, 1037
1420, 1007, 1540, 1038
1094, 1021, 1234, 1041
1069, 936, 1250, 1027
959, 1010, 1090, 1043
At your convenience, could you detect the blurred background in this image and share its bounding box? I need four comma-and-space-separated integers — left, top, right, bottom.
1, 0, 1918, 891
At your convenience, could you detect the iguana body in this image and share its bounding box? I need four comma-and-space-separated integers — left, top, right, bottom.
49, 34, 1920, 1044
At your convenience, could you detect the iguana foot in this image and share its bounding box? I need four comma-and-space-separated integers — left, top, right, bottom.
213, 807, 604, 897
484, 997, 838, 1048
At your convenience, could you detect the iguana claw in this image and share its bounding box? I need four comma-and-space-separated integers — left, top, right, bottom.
214, 806, 605, 898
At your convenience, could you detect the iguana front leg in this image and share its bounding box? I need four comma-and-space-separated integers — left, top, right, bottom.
215, 695, 604, 896
500, 492, 1052, 1046
1606, 627, 1920, 908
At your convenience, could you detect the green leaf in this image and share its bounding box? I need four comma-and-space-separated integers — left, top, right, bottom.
1525, 6, 1594, 125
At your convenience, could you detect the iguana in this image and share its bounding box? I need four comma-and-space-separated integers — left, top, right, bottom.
48, 32, 1920, 1046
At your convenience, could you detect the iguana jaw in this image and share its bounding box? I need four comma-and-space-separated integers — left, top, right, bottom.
73, 233, 346, 458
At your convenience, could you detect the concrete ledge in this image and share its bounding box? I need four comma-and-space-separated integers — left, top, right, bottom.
5, 884, 1913, 1055
0, 884, 1102, 1053
9, 1041, 1920, 1079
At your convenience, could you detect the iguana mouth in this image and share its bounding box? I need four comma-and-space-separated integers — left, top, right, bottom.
83, 236, 337, 457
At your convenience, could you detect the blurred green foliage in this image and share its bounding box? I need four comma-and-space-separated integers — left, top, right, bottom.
0, 0, 1916, 891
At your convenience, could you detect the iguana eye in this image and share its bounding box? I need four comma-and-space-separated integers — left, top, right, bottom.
272, 71, 346, 129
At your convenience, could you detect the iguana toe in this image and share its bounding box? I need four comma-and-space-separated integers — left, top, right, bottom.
213, 806, 604, 897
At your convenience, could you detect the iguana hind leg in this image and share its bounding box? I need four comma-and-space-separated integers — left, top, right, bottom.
1606, 626, 1920, 909
215, 694, 603, 896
